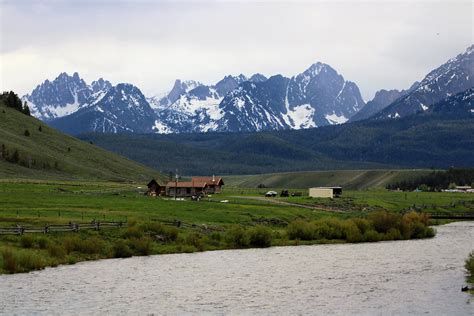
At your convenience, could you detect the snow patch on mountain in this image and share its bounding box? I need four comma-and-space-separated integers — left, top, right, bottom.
325, 112, 348, 125
285, 104, 316, 128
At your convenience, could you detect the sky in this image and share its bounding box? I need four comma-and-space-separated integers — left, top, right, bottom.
0, 0, 472, 100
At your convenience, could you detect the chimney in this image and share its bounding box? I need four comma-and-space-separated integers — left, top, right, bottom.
212, 174, 215, 182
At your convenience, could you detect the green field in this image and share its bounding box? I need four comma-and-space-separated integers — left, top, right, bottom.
224, 169, 433, 190
1, 180, 471, 274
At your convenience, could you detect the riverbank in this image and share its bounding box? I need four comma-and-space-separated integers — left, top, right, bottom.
0, 211, 435, 274
1, 180, 470, 274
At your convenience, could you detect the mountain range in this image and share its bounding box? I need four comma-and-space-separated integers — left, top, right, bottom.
22, 45, 473, 135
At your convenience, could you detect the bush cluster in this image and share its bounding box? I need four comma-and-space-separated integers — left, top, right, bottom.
225, 225, 272, 248
1, 248, 46, 273
287, 211, 435, 242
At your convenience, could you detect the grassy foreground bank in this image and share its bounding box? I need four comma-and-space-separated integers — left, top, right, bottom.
466, 252, 474, 285
1, 180, 467, 274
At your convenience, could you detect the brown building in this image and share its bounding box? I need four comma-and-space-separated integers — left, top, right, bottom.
147, 179, 164, 196
165, 176, 224, 197
191, 176, 224, 194
166, 180, 208, 197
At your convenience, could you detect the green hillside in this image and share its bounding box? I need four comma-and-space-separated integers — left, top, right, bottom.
224, 169, 433, 190
0, 100, 160, 182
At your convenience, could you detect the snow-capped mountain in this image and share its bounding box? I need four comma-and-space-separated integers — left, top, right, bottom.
213, 63, 364, 132
153, 74, 263, 133
153, 64, 363, 133
285, 62, 364, 126
373, 45, 474, 120
22, 72, 112, 121
49, 83, 156, 134
147, 79, 203, 112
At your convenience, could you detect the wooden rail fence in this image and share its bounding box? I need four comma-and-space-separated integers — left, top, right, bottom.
0, 221, 127, 235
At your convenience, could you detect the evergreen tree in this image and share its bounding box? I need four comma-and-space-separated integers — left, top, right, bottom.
24, 129, 30, 137
22, 101, 31, 116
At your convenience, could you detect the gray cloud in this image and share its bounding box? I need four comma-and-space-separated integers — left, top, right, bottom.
1, 0, 472, 100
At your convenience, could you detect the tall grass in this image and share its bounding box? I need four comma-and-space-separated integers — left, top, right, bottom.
466, 251, 474, 284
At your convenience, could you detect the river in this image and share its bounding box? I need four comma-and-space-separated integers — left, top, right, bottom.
1, 222, 473, 315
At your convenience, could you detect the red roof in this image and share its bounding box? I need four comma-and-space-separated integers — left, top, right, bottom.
165, 181, 207, 188
191, 177, 224, 186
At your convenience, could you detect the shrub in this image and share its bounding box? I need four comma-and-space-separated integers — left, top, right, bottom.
248, 225, 272, 248
2, 248, 17, 273
465, 251, 474, 283
123, 226, 144, 239
78, 237, 105, 254
209, 232, 222, 241
24, 129, 30, 137
363, 230, 382, 242
384, 228, 402, 241
287, 220, 314, 240
113, 240, 133, 258
142, 222, 178, 241
369, 211, 400, 234
17, 252, 45, 272
351, 218, 371, 234
63, 235, 81, 254
36, 237, 49, 249
20, 235, 34, 248
344, 221, 363, 243
400, 211, 433, 239
225, 225, 249, 248
185, 232, 204, 251
1, 248, 46, 273
63, 235, 104, 255
47, 243, 66, 259
128, 237, 152, 256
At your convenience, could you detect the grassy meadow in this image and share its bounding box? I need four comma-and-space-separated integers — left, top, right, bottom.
1, 179, 471, 274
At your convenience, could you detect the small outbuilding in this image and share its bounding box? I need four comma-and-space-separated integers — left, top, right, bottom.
309, 187, 342, 198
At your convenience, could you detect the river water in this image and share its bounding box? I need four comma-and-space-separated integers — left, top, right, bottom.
1, 222, 473, 315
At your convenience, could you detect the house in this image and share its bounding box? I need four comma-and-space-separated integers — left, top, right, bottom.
309, 187, 342, 198
166, 180, 208, 198
147, 179, 164, 196
164, 175, 224, 198
190, 176, 224, 194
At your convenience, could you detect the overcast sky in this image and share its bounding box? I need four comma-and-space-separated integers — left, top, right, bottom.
0, 0, 472, 100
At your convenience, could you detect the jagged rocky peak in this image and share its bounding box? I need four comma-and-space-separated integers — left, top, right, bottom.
23, 71, 93, 120
249, 73, 267, 83
91, 78, 112, 93
168, 79, 203, 101
215, 74, 248, 95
